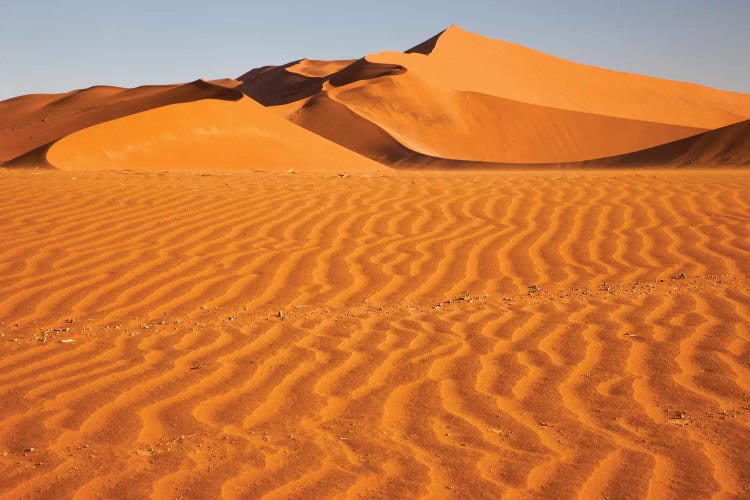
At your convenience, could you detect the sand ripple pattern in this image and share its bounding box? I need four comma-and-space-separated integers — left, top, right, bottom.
1, 170, 749, 498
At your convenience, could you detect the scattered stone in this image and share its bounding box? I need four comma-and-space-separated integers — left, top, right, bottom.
672, 273, 687, 280
668, 411, 693, 426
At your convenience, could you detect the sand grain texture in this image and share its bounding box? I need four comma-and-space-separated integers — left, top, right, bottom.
1, 169, 749, 498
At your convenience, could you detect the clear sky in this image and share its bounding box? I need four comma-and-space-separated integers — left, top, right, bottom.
1, 0, 749, 100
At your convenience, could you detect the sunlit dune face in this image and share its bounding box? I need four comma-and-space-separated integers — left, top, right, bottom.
45, 97, 384, 172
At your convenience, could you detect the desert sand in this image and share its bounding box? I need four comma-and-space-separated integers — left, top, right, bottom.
1, 169, 749, 498
1, 25, 750, 499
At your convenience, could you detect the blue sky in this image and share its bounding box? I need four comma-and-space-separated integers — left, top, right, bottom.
1, 0, 749, 99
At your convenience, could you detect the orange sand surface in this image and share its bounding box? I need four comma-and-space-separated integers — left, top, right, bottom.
44, 98, 384, 173
1, 169, 749, 498
0, 80, 243, 165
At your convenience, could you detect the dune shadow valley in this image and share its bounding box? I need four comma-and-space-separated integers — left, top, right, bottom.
2, 25, 750, 499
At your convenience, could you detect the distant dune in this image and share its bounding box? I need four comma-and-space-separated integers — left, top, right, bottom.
2, 25, 750, 170
40, 97, 383, 172
0, 80, 243, 165
239, 25, 750, 166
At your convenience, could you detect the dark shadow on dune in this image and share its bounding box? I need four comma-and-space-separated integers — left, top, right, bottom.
236, 60, 328, 106
237, 58, 408, 106
2, 143, 55, 168
405, 28, 447, 55
577, 119, 750, 167
328, 59, 406, 87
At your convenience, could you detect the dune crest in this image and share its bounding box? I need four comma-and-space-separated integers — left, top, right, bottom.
390, 25, 750, 127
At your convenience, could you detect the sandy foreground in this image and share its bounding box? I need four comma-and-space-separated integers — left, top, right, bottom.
1, 168, 749, 498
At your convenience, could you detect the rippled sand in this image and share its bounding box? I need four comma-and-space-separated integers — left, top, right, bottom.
1, 168, 749, 498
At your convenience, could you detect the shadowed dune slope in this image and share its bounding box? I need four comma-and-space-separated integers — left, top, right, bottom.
236, 26, 750, 166
584, 118, 750, 167
1, 170, 749, 497
236, 62, 330, 107
236, 58, 405, 107
38, 97, 385, 172
0, 79, 243, 164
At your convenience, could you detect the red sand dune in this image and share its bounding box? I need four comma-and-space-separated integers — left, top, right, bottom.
292, 68, 705, 164
238, 25, 750, 166
41, 97, 384, 172
583, 118, 750, 167
393, 26, 750, 126
0, 80, 243, 164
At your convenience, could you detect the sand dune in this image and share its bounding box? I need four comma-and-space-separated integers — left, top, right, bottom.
4, 25, 750, 169
235, 25, 750, 166
2, 79, 383, 173
1, 169, 749, 497
39, 96, 384, 172
294, 68, 706, 164
584, 118, 750, 167
0, 80, 243, 165
394, 26, 750, 127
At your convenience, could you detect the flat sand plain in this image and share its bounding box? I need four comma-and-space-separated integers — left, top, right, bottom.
1, 168, 749, 498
